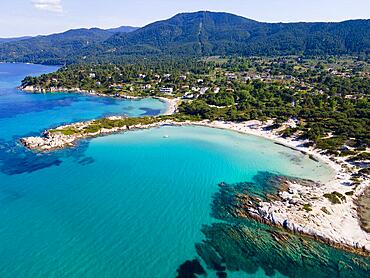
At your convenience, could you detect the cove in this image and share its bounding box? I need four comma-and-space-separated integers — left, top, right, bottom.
0, 63, 368, 278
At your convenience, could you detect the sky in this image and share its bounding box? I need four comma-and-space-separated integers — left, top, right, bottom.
0, 0, 369, 37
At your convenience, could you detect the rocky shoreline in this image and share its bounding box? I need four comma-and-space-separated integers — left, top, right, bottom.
21, 85, 94, 94
197, 120, 370, 254
20, 85, 180, 115
226, 177, 370, 256
20, 117, 174, 151
19, 118, 370, 255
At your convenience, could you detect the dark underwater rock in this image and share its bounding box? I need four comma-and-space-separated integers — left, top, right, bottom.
177, 172, 370, 277
196, 222, 369, 277
176, 259, 206, 278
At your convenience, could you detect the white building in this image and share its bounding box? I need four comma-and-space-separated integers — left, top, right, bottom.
160, 87, 174, 94
226, 73, 237, 80
141, 84, 152, 90
200, 87, 209, 95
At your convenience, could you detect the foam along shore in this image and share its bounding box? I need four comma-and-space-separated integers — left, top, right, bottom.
20, 118, 370, 254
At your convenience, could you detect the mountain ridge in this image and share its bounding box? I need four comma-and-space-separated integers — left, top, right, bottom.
0, 11, 369, 64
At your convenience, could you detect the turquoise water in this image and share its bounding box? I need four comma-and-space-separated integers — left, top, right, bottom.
0, 63, 366, 277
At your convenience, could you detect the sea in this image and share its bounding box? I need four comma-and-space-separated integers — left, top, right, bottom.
0, 63, 368, 278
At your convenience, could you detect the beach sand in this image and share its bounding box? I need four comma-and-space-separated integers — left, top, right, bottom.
20, 115, 370, 254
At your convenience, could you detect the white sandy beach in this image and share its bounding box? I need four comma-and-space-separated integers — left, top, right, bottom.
154, 97, 181, 115
19, 105, 370, 253
186, 119, 370, 253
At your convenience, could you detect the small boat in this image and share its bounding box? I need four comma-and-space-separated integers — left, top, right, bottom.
163, 135, 169, 138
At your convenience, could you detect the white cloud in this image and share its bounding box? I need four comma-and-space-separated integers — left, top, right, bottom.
32, 0, 63, 13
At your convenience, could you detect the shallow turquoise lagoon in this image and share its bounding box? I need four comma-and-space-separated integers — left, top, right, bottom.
0, 63, 367, 278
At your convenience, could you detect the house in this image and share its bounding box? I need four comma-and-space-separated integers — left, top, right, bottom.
179, 75, 187, 81
226, 73, 237, 80
182, 92, 194, 99
89, 73, 96, 78
138, 74, 146, 79
200, 87, 209, 95
345, 94, 359, 100
160, 87, 173, 94
109, 84, 124, 89
141, 84, 152, 90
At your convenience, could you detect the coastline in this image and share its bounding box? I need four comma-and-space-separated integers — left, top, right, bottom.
192, 120, 370, 254
154, 97, 181, 115
19, 118, 370, 254
20, 85, 181, 115
17, 87, 370, 255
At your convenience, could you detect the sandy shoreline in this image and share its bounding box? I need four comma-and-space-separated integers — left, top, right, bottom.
153, 97, 181, 115
20, 119, 370, 253
18, 90, 370, 254
189, 120, 370, 253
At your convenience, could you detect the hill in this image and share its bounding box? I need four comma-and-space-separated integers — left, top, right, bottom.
0, 36, 32, 44
0, 11, 369, 64
103, 12, 369, 56
106, 26, 139, 33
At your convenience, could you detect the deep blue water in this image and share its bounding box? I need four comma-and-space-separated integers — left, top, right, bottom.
0, 63, 367, 278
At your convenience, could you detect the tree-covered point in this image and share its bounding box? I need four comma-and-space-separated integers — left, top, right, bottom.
21, 58, 216, 96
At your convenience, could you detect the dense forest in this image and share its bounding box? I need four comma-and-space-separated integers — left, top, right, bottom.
0, 11, 369, 64
178, 78, 370, 155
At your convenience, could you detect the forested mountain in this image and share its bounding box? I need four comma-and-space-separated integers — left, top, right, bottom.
0, 36, 32, 44
0, 11, 369, 64
106, 26, 139, 33
104, 12, 369, 56
0, 28, 114, 64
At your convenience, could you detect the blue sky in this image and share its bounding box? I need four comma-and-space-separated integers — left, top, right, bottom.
0, 0, 369, 37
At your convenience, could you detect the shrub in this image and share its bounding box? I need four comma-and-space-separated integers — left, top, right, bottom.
323, 191, 346, 204
321, 207, 331, 214
303, 203, 312, 212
